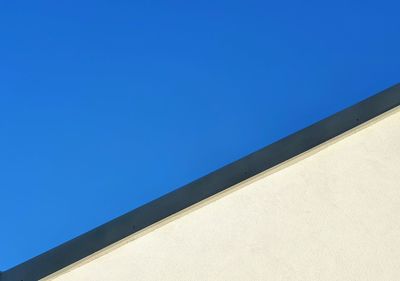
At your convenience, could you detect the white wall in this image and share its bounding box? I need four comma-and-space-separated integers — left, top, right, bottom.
49, 109, 400, 281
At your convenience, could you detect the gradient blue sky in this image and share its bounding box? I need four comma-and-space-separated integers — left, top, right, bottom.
0, 0, 399, 270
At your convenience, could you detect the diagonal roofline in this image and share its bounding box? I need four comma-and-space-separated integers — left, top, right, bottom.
2, 83, 400, 281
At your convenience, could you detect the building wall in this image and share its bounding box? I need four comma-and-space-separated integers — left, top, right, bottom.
50, 109, 400, 281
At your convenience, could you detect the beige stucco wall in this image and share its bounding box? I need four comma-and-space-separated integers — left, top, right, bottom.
50, 109, 400, 281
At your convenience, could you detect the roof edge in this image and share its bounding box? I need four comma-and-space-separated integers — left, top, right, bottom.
3, 83, 400, 281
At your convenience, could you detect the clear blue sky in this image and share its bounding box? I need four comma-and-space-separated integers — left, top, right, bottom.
0, 0, 399, 270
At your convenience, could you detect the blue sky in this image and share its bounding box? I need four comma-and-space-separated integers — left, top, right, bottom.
0, 0, 399, 270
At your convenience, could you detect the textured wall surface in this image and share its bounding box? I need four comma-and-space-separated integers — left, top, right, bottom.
51, 109, 400, 281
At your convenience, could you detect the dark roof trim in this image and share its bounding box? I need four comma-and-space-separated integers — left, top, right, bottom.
3, 84, 400, 281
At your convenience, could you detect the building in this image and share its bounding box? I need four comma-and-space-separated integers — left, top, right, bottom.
2, 84, 400, 281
